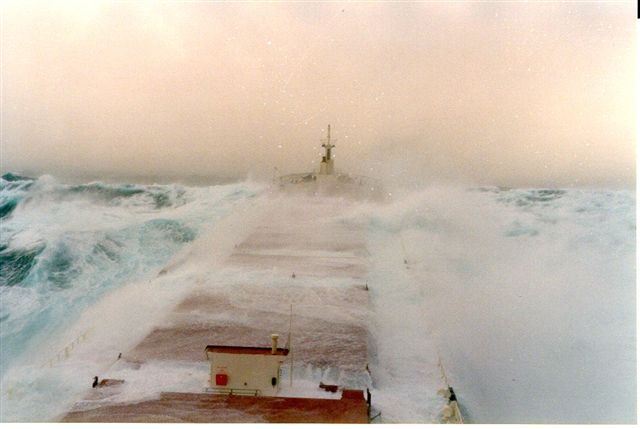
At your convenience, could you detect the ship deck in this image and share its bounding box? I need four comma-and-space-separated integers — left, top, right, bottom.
63, 391, 368, 423
61, 192, 372, 423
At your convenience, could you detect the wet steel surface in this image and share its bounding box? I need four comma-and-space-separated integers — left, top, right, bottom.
63, 391, 369, 423
62, 193, 372, 422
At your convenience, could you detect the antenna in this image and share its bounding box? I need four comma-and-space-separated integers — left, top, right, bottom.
285, 304, 292, 349
287, 303, 293, 387
321, 124, 336, 157
320, 124, 337, 174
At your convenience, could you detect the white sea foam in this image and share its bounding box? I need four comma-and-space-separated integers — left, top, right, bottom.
0, 178, 634, 423
358, 185, 635, 423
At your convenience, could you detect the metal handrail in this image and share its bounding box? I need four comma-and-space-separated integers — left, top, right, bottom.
42, 327, 93, 368
205, 387, 261, 396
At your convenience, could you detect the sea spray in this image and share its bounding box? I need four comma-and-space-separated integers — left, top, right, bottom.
359, 185, 635, 423
0, 174, 264, 380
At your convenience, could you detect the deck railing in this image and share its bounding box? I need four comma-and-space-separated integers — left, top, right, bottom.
42, 327, 94, 368
205, 387, 261, 396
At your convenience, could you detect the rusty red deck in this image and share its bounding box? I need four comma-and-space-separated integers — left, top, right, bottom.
62, 390, 369, 423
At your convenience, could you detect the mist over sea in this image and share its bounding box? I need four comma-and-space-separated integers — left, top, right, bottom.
0, 173, 635, 423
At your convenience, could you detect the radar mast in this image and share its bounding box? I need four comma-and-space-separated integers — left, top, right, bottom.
319, 124, 336, 175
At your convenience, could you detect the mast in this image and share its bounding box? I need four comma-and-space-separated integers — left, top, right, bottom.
320, 124, 336, 175
322, 124, 335, 161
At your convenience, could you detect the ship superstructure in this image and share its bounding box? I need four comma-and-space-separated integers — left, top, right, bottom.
277, 125, 382, 199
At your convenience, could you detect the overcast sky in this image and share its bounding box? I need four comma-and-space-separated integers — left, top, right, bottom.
1, 1, 635, 187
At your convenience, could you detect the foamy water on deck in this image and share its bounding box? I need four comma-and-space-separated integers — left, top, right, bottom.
357, 185, 635, 423
0, 174, 265, 420
1, 174, 635, 423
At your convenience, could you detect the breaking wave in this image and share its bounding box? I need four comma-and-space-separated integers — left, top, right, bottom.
361, 185, 635, 423
0, 173, 263, 378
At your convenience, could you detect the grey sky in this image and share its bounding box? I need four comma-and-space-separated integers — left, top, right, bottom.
1, 1, 635, 187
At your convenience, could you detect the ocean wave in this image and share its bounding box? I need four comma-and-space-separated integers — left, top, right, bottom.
0, 174, 264, 377
0, 174, 35, 219
0, 244, 45, 287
